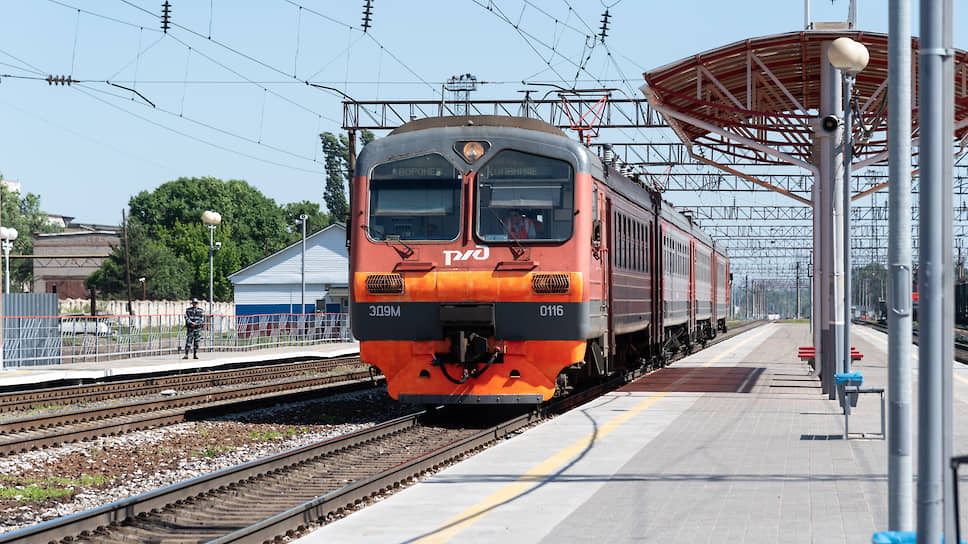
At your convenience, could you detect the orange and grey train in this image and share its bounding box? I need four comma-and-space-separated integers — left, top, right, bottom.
349, 116, 729, 405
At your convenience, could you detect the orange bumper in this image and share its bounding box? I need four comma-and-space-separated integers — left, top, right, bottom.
361, 339, 586, 402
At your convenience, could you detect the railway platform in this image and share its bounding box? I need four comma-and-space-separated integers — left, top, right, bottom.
0, 342, 359, 388
295, 322, 968, 543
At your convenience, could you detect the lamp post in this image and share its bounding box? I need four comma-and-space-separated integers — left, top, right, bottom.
295, 214, 307, 316
138, 277, 146, 300
0, 227, 19, 294
827, 37, 869, 376
201, 211, 222, 318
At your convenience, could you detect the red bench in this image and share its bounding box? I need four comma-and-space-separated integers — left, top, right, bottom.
797, 346, 863, 363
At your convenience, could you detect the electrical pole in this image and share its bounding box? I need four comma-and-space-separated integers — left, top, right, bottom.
122, 210, 134, 316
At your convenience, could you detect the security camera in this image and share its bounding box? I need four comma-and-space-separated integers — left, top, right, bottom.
820, 115, 841, 133
214, 241, 222, 249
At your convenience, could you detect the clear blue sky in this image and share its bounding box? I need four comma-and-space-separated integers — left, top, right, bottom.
0, 1, 962, 226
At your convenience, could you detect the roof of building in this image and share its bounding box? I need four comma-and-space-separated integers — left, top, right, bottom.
228, 223, 347, 286
35, 230, 119, 238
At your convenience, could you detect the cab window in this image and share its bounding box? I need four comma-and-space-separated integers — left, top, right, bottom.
476, 150, 574, 242
368, 153, 461, 241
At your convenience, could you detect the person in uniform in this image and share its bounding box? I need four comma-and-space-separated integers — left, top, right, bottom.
504, 208, 537, 239
184, 297, 204, 359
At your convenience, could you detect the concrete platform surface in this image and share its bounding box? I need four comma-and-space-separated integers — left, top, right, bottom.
0, 342, 359, 388
293, 323, 968, 543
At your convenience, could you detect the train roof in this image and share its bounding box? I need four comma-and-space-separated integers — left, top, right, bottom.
389, 115, 567, 138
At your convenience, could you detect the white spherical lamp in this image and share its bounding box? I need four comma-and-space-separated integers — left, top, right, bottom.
201, 210, 222, 226
828, 37, 869, 74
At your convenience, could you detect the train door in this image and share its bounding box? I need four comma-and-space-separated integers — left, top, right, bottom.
689, 240, 696, 341
651, 202, 664, 361
603, 196, 614, 373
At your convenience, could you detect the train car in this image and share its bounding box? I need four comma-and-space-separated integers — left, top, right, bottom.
691, 224, 715, 343
712, 242, 730, 333
349, 115, 727, 404
658, 201, 696, 354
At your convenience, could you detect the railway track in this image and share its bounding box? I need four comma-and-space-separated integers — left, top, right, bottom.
0, 320, 768, 543
0, 357, 365, 413
853, 319, 968, 363
0, 369, 383, 456
0, 409, 539, 544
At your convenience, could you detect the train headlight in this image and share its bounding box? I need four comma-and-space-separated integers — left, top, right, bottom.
532, 273, 570, 294
366, 273, 404, 294
455, 141, 489, 163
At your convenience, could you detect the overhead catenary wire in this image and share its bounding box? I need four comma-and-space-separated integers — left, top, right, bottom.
0, 48, 46, 75
73, 84, 322, 174
70, 8, 81, 75
116, 0, 364, 116
48, 0, 163, 32
75, 82, 320, 165
3, 45, 324, 175
283, 0, 441, 98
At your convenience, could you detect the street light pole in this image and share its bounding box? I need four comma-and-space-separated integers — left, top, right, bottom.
298, 214, 307, 315
201, 210, 222, 323
0, 227, 19, 294
827, 37, 868, 375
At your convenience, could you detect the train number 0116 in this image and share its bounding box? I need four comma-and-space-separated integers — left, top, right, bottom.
539, 304, 565, 317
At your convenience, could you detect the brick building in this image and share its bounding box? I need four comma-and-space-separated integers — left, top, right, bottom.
33, 229, 119, 299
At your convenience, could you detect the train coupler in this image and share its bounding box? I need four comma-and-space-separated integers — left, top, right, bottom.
432, 331, 502, 384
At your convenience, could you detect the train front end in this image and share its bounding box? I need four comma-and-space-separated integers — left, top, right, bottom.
349, 117, 598, 404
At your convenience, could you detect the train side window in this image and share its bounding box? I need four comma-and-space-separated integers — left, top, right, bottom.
368, 153, 462, 241
593, 185, 599, 221
476, 150, 574, 242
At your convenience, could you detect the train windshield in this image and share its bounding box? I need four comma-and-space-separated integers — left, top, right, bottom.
476, 150, 574, 242
368, 153, 462, 241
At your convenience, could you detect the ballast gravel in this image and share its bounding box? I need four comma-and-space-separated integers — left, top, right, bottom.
0, 388, 415, 535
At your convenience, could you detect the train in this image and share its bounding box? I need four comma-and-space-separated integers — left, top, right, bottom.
349, 115, 729, 404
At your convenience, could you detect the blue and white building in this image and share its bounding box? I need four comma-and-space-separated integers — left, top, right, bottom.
228, 223, 348, 316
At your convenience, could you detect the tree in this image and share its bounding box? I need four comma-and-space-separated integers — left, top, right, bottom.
283, 201, 329, 244
92, 177, 289, 302
87, 221, 192, 300
320, 130, 375, 225
0, 181, 62, 290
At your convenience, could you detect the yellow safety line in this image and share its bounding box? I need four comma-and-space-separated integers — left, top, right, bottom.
414, 323, 774, 543
702, 323, 774, 367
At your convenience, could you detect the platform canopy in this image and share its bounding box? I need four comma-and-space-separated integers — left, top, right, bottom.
642, 30, 968, 173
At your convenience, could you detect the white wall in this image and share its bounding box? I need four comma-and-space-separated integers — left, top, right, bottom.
60, 298, 234, 317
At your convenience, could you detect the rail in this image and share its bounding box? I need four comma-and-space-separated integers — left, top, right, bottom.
1, 312, 353, 368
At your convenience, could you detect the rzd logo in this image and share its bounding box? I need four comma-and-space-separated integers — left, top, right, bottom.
443, 246, 490, 266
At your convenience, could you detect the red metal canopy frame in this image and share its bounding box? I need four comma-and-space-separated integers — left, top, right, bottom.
641, 30, 968, 200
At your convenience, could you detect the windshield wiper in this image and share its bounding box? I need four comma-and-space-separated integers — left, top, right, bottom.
385, 234, 415, 258
487, 208, 529, 260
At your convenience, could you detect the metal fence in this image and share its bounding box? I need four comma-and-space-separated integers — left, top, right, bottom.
1, 313, 353, 368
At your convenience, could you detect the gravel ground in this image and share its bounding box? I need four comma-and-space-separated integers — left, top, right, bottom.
0, 387, 416, 535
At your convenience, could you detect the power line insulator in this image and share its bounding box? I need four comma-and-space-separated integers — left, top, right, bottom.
361, 0, 373, 33
46, 75, 75, 86
599, 9, 610, 43
161, 1, 172, 33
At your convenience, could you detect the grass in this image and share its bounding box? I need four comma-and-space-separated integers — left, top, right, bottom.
0, 474, 111, 503
193, 445, 234, 457
247, 427, 304, 441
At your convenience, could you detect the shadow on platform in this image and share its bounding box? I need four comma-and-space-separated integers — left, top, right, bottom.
619, 367, 765, 393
